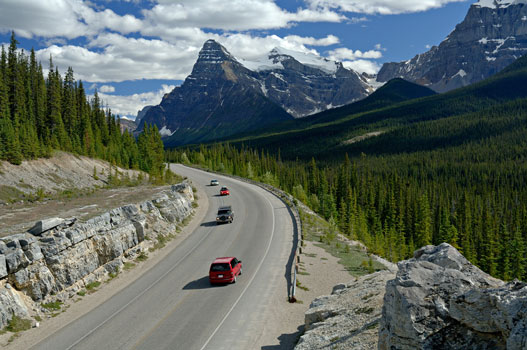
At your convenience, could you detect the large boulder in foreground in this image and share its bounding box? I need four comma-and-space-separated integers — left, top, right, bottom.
379, 243, 527, 350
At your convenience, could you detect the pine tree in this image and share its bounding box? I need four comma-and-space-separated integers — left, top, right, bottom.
415, 193, 432, 248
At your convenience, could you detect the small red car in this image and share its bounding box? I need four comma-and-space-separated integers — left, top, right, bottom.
209, 257, 242, 284
219, 186, 230, 196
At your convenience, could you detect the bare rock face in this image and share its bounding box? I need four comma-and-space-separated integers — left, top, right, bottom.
295, 270, 395, 350
0, 182, 195, 328
379, 243, 527, 350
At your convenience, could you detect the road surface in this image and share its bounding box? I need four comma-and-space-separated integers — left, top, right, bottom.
32, 164, 295, 350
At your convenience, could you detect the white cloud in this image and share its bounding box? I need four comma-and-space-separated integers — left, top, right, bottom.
374, 43, 387, 51
349, 16, 369, 24
327, 47, 383, 74
35, 35, 199, 82
99, 85, 115, 93
425, 44, 432, 49
95, 84, 176, 118
0, 0, 141, 39
342, 59, 381, 75
328, 47, 383, 60
142, 0, 346, 32
283, 34, 340, 47
305, 0, 467, 15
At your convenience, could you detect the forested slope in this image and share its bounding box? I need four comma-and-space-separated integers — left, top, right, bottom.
0, 33, 164, 177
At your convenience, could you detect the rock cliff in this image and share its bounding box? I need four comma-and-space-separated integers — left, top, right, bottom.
379, 243, 527, 350
0, 182, 194, 329
295, 270, 396, 350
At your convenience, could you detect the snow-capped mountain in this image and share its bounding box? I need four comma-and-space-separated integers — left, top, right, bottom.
377, 0, 527, 92
137, 40, 370, 145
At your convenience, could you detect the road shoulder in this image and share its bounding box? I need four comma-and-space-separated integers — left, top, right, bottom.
5, 183, 209, 349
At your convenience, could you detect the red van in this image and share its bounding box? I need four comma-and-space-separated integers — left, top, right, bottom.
209, 257, 242, 284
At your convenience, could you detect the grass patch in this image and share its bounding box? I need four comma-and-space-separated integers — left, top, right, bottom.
77, 290, 86, 297
149, 233, 176, 252
33, 315, 42, 322
299, 209, 385, 277
106, 268, 119, 282
297, 271, 310, 275
296, 280, 310, 291
135, 252, 148, 262
42, 301, 63, 311
0, 185, 25, 203
85, 281, 101, 292
5, 315, 32, 333
304, 253, 317, 258
123, 262, 136, 270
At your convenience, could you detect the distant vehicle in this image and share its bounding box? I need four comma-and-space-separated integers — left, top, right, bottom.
220, 186, 230, 196
209, 257, 242, 284
216, 205, 234, 224
210, 179, 219, 186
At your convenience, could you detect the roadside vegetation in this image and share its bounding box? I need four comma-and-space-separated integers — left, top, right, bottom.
0, 32, 170, 184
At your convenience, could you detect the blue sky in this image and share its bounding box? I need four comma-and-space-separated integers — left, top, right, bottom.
0, 0, 474, 119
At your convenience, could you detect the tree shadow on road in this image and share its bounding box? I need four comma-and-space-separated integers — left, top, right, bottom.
261, 325, 304, 350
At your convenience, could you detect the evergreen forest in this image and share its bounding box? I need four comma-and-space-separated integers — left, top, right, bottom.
0, 33, 165, 178
167, 55, 527, 281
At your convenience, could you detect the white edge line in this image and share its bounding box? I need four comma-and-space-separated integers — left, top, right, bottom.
199, 190, 276, 350
65, 225, 213, 350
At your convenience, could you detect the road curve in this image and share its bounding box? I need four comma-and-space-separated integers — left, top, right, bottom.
32, 164, 294, 350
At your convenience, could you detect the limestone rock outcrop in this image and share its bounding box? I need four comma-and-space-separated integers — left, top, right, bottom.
295, 270, 395, 350
379, 243, 527, 350
0, 183, 194, 329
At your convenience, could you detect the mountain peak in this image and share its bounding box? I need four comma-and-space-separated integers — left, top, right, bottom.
377, 0, 527, 92
197, 39, 235, 64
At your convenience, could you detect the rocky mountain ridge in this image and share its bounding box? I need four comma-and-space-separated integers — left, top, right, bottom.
138, 40, 370, 146
377, 0, 527, 92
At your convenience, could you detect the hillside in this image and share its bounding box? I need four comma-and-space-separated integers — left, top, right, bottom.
226, 78, 436, 139
222, 54, 527, 160
0, 152, 170, 237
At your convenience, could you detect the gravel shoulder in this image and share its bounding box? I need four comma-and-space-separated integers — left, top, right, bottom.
256, 240, 355, 349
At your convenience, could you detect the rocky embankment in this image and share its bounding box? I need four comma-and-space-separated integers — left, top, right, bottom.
295, 270, 395, 350
380, 243, 527, 350
297, 243, 527, 350
0, 182, 194, 329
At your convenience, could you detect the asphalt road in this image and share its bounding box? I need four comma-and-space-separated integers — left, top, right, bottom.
32, 164, 294, 350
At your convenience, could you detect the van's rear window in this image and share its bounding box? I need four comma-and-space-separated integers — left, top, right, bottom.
210, 263, 230, 271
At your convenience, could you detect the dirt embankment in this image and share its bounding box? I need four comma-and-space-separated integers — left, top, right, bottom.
0, 152, 168, 237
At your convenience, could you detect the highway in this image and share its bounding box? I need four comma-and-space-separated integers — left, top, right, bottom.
32, 164, 295, 350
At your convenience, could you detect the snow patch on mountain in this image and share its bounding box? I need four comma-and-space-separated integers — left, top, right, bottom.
453, 69, 467, 78
239, 47, 340, 75
159, 126, 174, 137
474, 0, 527, 8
